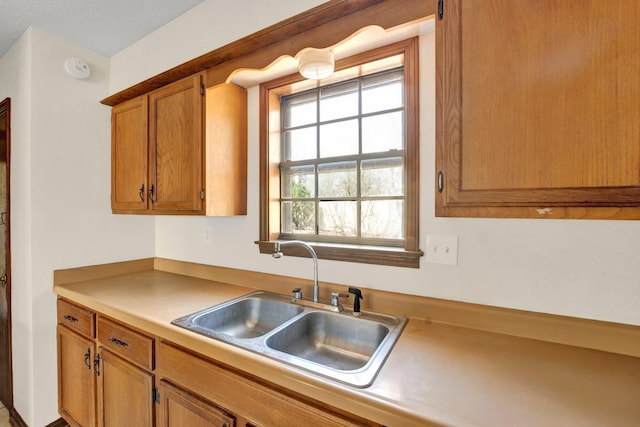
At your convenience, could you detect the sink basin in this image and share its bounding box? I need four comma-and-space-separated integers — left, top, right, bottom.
172, 292, 303, 339
172, 291, 407, 387
266, 311, 388, 371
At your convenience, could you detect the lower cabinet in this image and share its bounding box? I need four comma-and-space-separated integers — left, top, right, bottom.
157, 341, 380, 427
97, 349, 154, 427
57, 325, 97, 427
58, 299, 380, 427
57, 298, 156, 427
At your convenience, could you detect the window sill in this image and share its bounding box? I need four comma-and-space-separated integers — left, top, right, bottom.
256, 241, 423, 268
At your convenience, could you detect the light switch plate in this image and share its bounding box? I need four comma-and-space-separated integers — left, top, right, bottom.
425, 234, 459, 265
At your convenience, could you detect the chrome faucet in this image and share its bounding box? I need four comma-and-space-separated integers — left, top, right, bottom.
273, 240, 319, 302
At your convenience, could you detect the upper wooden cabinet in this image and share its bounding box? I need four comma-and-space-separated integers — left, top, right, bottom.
111, 95, 148, 212
149, 73, 205, 213
111, 73, 247, 215
436, 0, 640, 219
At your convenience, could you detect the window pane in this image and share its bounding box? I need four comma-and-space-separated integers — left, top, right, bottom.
319, 119, 358, 158
361, 200, 404, 239
320, 80, 359, 122
362, 70, 404, 114
361, 157, 403, 197
318, 201, 357, 237
281, 165, 315, 198
318, 161, 357, 198
284, 127, 317, 161
281, 201, 315, 234
284, 92, 317, 128
362, 111, 403, 153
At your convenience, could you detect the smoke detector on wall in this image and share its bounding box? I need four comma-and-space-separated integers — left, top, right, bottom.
64, 57, 91, 79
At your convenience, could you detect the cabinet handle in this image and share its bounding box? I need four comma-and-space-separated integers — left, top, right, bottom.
84, 347, 91, 369
108, 337, 128, 348
94, 354, 101, 376
149, 184, 156, 203
63, 314, 78, 323
139, 184, 145, 202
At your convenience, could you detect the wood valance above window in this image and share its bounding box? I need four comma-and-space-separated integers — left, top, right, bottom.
101, 0, 435, 106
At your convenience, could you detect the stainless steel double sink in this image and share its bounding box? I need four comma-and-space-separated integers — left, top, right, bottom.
171, 291, 407, 387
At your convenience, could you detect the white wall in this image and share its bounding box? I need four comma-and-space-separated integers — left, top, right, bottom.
0, 27, 155, 426
110, 0, 640, 328
109, 0, 329, 93
0, 28, 34, 425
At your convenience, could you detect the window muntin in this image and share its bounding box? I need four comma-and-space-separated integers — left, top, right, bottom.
280, 68, 405, 245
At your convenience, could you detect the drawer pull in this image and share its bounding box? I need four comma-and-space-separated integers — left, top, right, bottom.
108, 337, 128, 348
63, 314, 79, 323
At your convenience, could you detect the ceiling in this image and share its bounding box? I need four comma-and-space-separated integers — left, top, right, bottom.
0, 0, 204, 59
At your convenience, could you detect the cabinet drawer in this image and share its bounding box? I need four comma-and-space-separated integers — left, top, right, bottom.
57, 299, 95, 339
98, 317, 154, 370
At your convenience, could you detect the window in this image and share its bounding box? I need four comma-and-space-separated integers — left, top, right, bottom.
281, 68, 405, 245
259, 38, 422, 267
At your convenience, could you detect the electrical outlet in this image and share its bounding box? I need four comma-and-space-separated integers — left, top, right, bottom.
425, 234, 458, 265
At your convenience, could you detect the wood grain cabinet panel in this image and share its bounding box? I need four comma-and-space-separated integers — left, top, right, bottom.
205, 83, 247, 216
158, 380, 235, 427
436, 0, 640, 219
149, 73, 204, 213
111, 95, 148, 212
57, 325, 97, 427
111, 74, 247, 215
97, 349, 154, 427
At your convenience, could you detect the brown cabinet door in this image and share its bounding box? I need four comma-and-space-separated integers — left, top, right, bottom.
97, 348, 154, 427
436, 0, 640, 219
57, 325, 97, 427
111, 96, 149, 213
149, 73, 204, 213
158, 380, 235, 427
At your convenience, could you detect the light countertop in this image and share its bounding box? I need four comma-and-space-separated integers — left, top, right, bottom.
55, 268, 640, 427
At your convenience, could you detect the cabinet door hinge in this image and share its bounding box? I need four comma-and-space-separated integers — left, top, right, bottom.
438, 0, 444, 20
200, 82, 205, 96
152, 386, 160, 404
200, 189, 205, 200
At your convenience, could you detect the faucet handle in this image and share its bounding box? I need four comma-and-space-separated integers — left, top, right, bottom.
292, 287, 302, 299
331, 291, 349, 307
